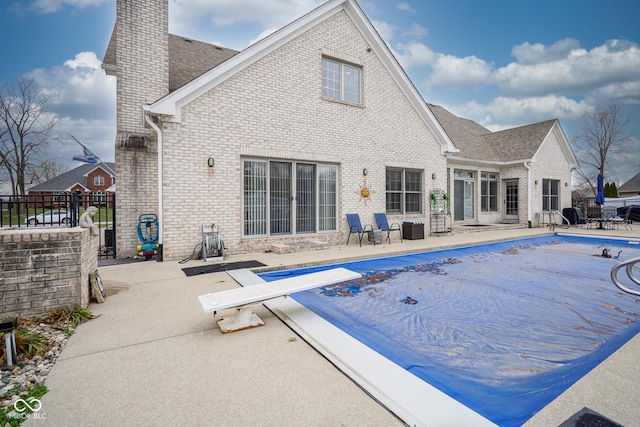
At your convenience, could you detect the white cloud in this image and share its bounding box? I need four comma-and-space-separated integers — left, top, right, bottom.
23, 52, 116, 165
453, 95, 594, 130
494, 39, 640, 100
394, 41, 492, 88
371, 20, 395, 43
393, 41, 437, 68
511, 38, 581, 65
397, 3, 414, 13
403, 23, 428, 39
426, 54, 493, 89
29, 0, 109, 14
169, 0, 323, 36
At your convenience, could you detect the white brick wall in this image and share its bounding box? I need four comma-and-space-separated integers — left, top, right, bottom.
157, 11, 448, 260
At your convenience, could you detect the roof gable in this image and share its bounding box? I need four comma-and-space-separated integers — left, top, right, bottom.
429, 104, 578, 167
619, 171, 640, 192
146, 0, 457, 154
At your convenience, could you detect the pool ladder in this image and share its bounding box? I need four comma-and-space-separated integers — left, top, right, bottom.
611, 256, 640, 296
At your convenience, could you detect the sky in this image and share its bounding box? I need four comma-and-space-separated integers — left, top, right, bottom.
1, 0, 639, 190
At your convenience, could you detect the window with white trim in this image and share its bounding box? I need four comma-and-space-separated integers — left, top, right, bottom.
481, 172, 498, 212
542, 179, 560, 211
322, 58, 361, 104
94, 175, 104, 186
385, 168, 422, 214
243, 159, 337, 236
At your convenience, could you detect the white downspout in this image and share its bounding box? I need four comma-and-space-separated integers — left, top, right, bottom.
144, 111, 163, 246
524, 162, 532, 228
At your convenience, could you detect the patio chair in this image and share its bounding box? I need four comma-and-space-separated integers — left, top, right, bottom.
608, 207, 633, 231
346, 213, 375, 247
374, 213, 403, 244
573, 207, 587, 226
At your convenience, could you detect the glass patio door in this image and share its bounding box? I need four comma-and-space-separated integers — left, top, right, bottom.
504, 180, 519, 221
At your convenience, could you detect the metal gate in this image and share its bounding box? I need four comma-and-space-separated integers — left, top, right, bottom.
0, 193, 116, 259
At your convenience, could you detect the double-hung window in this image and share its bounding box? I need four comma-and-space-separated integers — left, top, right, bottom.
322, 58, 361, 104
94, 175, 105, 186
243, 159, 337, 237
481, 172, 498, 212
542, 179, 559, 211
385, 168, 422, 214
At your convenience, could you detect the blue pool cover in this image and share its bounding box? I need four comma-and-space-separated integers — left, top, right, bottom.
259, 235, 640, 427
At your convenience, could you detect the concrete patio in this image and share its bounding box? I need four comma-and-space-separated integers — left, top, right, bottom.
23, 225, 640, 426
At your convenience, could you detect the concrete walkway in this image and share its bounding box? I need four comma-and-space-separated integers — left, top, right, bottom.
25, 226, 640, 426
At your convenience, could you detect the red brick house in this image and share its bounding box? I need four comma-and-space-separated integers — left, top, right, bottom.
27, 162, 115, 207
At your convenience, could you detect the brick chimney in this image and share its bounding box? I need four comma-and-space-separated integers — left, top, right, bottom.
105, 0, 170, 257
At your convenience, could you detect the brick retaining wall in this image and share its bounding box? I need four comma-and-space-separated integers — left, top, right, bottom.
0, 227, 97, 318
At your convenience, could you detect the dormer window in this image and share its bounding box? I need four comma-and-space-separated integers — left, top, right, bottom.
322, 57, 362, 104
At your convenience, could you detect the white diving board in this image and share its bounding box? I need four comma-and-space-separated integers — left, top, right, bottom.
198, 267, 361, 333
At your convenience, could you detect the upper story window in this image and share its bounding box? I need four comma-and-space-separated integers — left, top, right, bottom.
322, 58, 362, 104
94, 175, 105, 186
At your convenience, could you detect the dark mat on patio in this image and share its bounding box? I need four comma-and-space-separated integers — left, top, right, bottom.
182, 260, 266, 277
558, 407, 623, 427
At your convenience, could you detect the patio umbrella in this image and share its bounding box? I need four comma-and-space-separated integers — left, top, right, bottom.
595, 173, 605, 205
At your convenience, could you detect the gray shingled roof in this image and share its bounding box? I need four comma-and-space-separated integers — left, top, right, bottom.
103, 26, 239, 92
619, 171, 640, 193
27, 163, 115, 192
428, 104, 556, 162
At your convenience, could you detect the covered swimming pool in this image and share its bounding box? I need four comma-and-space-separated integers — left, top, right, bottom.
259, 234, 640, 427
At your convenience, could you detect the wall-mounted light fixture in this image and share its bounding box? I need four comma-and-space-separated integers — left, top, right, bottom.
565, 182, 568, 187
534, 180, 538, 185
432, 173, 436, 180
207, 157, 215, 168
363, 168, 368, 176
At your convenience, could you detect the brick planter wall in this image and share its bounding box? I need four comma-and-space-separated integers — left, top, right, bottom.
0, 227, 97, 319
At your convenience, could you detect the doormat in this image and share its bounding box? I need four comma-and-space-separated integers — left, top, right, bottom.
182, 260, 266, 277
558, 407, 623, 427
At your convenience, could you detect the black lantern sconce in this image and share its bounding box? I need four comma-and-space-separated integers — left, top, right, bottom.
207, 157, 215, 168
363, 168, 368, 176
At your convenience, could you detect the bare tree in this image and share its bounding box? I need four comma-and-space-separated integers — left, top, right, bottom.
573, 104, 633, 195
32, 159, 69, 184
0, 78, 58, 196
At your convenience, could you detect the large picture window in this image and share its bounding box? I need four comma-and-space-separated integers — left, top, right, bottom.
243, 160, 337, 236
322, 58, 361, 104
481, 172, 498, 212
385, 168, 422, 214
542, 179, 560, 211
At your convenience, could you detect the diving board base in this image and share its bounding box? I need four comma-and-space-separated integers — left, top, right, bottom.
215, 306, 265, 333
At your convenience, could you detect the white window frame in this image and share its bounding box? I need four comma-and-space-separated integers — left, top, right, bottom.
243, 159, 338, 237
94, 175, 105, 186
481, 172, 498, 212
385, 168, 423, 214
542, 179, 560, 211
322, 57, 362, 104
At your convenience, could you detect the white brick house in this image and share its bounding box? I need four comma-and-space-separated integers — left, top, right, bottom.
102, 0, 577, 260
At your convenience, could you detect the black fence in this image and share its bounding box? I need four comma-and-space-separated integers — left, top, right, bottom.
0, 193, 116, 259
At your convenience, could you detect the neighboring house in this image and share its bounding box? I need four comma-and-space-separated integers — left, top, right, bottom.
428, 105, 577, 227
102, 0, 576, 261
27, 163, 115, 206
618, 171, 640, 198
